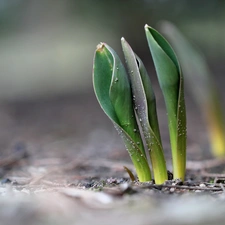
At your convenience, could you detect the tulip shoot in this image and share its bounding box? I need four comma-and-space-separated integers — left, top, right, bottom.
160, 21, 225, 157
145, 25, 186, 181
93, 25, 187, 183
121, 38, 168, 184
93, 43, 151, 182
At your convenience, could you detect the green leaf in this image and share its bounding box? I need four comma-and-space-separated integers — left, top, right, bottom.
121, 38, 167, 184
93, 43, 151, 182
160, 21, 225, 157
145, 25, 186, 180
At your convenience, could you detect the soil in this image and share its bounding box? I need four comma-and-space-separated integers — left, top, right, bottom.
1, 91, 225, 225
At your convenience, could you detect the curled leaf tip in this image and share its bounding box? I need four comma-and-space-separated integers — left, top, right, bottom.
121, 37, 125, 41
96, 42, 105, 51
144, 24, 150, 30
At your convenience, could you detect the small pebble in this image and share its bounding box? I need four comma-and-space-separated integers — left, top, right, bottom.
119, 182, 129, 191
199, 183, 206, 188
1, 178, 12, 184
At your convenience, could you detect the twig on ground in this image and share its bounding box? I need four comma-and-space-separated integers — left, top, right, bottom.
139, 183, 224, 192
0, 147, 28, 168
186, 157, 225, 170
219, 183, 225, 192
200, 170, 225, 178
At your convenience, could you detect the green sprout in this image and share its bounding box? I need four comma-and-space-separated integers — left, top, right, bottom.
121, 37, 167, 184
92, 25, 186, 184
145, 25, 186, 181
93, 43, 151, 182
160, 21, 225, 158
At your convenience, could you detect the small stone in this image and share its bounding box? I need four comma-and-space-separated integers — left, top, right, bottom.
199, 183, 206, 188
1, 178, 12, 184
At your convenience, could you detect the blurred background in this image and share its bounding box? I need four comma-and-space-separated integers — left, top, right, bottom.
1, 0, 225, 100
1, 2, 225, 224
0, 0, 225, 224
0, 0, 225, 160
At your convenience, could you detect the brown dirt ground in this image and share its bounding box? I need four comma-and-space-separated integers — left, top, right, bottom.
1, 91, 225, 225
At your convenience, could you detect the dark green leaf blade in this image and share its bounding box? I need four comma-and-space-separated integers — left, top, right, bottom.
145, 25, 186, 180
93, 43, 151, 182
160, 21, 225, 157
93, 43, 119, 124
121, 38, 167, 184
